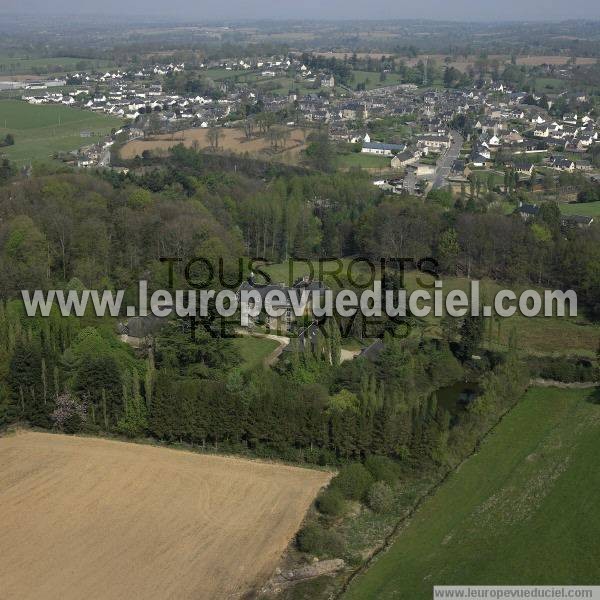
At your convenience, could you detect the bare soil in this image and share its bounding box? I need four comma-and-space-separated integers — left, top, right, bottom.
120, 127, 309, 164
0, 431, 330, 600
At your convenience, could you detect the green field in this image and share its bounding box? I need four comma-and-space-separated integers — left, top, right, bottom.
0, 100, 122, 164
535, 77, 565, 94
560, 201, 600, 217
351, 70, 403, 90
231, 335, 280, 370
345, 387, 600, 599
336, 153, 391, 169
0, 55, 111, 75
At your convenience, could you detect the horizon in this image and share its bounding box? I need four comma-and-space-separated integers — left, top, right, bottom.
1, 1, 600, 23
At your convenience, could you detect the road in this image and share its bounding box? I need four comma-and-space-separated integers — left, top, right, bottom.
432, 129, 464, 189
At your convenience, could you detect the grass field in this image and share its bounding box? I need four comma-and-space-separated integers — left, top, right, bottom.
121, 127, 309, 164
351, 70, 403, 90
0, 100, 122, 164
0, 55, 111, 76
345, 387, 600, 599
535, 77, 565, 94
232, 335, 280, 370
336, 152, 391, 169
560, 201, 600, 217
0, 431, 330, 600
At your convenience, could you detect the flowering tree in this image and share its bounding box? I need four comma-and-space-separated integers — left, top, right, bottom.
51, 393, 87, 433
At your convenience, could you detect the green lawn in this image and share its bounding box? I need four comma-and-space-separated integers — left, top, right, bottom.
262, 258, 359, 288
535, 77, 565, 94
336, 153, 391, 169
345, 387, 600, 599
351, 70, 403, 90
0, 100, 122, 164
231, 336, 280, 370
468, 169, 505, 187
560, 201, 600, 217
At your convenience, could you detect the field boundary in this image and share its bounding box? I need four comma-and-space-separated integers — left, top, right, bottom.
335, 384, 533, 598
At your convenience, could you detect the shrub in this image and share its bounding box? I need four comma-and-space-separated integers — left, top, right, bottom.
364, 455, 400, 486
331, 463, 374, 501
367, 481, 395, 514
297, 523, 344, 557
316, 487, 346, 517
51, 392, 86, 432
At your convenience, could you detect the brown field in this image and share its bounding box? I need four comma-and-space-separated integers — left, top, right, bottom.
0, 431, 331, 600
120, 127, 310, 164
309, 51, 598, 73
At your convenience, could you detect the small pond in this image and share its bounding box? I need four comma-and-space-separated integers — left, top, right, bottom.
435, 381, 481, 416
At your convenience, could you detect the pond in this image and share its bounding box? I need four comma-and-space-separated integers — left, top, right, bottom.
435, 381, 481, 416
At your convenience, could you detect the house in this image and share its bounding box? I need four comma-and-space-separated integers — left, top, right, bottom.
339, 102, 368, 121
361, 141, 406, 157
548, 156, 575, 172
561, 214, 594, 229
517, 202, 540, 220
504, 130, 524, 144
471, 154, 491, 168
416, 133, 451, 151
320, 75, 335, 88
488, 134, 501, 147
513, 162, 534, 176
237, 275, 328, 332
391, 150, 419, 169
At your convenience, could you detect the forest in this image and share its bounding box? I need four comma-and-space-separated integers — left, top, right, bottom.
0, 144, 598, 453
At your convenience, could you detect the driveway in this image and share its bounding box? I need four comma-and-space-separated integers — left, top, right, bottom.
432, 129, 464, 189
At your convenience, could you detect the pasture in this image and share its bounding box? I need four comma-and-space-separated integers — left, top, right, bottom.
560, 201, 600, 217
345, 387, 600, 599
0, 431, 330, 600
0, 100, 122, 164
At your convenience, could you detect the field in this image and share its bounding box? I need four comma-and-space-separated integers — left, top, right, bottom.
535, 77, 565, 94
0, 55, 111, 76
0, 55, 109, 75
232, 335, 281, 370
345, 387, 600, 599
350, 70, 403, 90
336, 152, 392, 169
0, 431, 331, 600
0, 100, 122, 164
560, 201, 600, 217
311, 52, 598, 73
120, 127, 310, 164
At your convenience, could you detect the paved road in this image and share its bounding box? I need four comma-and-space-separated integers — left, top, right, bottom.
432, 129, 464, 189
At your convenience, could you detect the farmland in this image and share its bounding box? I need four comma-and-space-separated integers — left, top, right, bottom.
560, 201, 600, 217
0, 100, 122, 164
0, 55, 111, 76
0, 431, 331, 600
120, 126, 310, 164
345, 387, 600, 599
